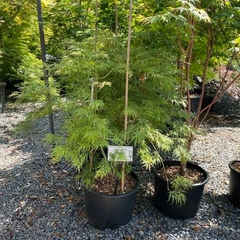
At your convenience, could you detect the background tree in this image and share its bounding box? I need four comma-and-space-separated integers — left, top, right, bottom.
0, 0, 41, 85
142, 0, 240, 175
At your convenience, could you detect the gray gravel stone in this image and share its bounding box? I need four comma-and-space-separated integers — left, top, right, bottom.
0, 103, 240, 239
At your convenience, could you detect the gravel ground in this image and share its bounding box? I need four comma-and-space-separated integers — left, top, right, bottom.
0, 99, 240, 240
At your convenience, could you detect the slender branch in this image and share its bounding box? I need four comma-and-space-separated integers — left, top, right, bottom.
177, 28, 186, 56
198, 27, 214, 112
196, 72, 240, 128
185, 16, 196, 125
98, 68, 114, 80
198, 19, 220, 113
192, 51, 240, 128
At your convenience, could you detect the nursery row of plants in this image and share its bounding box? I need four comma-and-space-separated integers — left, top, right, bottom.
1, 0, 240, 230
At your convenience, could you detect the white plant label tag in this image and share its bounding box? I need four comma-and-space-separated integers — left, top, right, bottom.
197, 76, 202, 82
108, 146, 133, 162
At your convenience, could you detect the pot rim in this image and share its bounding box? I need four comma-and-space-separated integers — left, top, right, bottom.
229, 160, 240, 173
84, 171, 140, 198
153, 160, 209, 186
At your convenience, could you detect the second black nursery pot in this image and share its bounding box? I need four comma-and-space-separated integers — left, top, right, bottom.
153, 160, 209, 220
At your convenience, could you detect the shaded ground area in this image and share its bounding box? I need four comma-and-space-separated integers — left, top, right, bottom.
204, 92, 240, 127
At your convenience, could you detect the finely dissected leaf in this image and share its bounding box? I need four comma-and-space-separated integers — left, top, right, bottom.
139, 146, 162, 170
171, 175, 193, 191
146, 128, 173, 152
168, 175, 193, 206
94, 160, 112, 179
168, 190, 187, 206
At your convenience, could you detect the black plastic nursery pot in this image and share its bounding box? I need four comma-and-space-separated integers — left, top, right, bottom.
228, 160, 240, 209
153, 160, 209, 220
84, 171, 140, 230
190, 95, 201, 113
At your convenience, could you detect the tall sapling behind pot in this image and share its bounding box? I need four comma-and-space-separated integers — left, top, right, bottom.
152, 0, 239, 219
148, 0, 212, 219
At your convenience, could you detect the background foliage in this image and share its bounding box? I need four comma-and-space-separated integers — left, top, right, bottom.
0, 0, 239, 185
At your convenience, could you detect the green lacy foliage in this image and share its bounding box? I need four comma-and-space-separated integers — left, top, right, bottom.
168, 175, 193, 206
37, 26, 189, 185
11, 0, 239, 191
0, 0, 40, 81
95, 151, 132, 181
45, 99, 111, 185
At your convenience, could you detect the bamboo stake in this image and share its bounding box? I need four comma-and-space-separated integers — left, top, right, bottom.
122, 0, 133, 193
124, 0, 133, 137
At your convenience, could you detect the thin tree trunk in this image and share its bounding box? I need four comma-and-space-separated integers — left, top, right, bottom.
185, 17, 195, 126
36, 0, 54, 134
115, 1, 119, 36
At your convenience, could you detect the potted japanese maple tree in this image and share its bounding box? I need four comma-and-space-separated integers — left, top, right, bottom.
47, 0, 141, 229
148, 0, 239, 219
44, 0, 182, 229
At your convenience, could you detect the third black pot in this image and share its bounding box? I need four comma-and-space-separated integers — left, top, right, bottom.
84, 171, 140, 230
153, 160, 209, 220
228, 160, 240, 209
190, 95, 201, 113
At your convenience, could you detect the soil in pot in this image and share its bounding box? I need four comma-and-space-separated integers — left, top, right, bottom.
229, 160, 240, 209
156, 164, 205, 184
231, 161, 240, 172
84, 172, 140, 230
153, 160, 209, 220
91, 172, 137, 195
